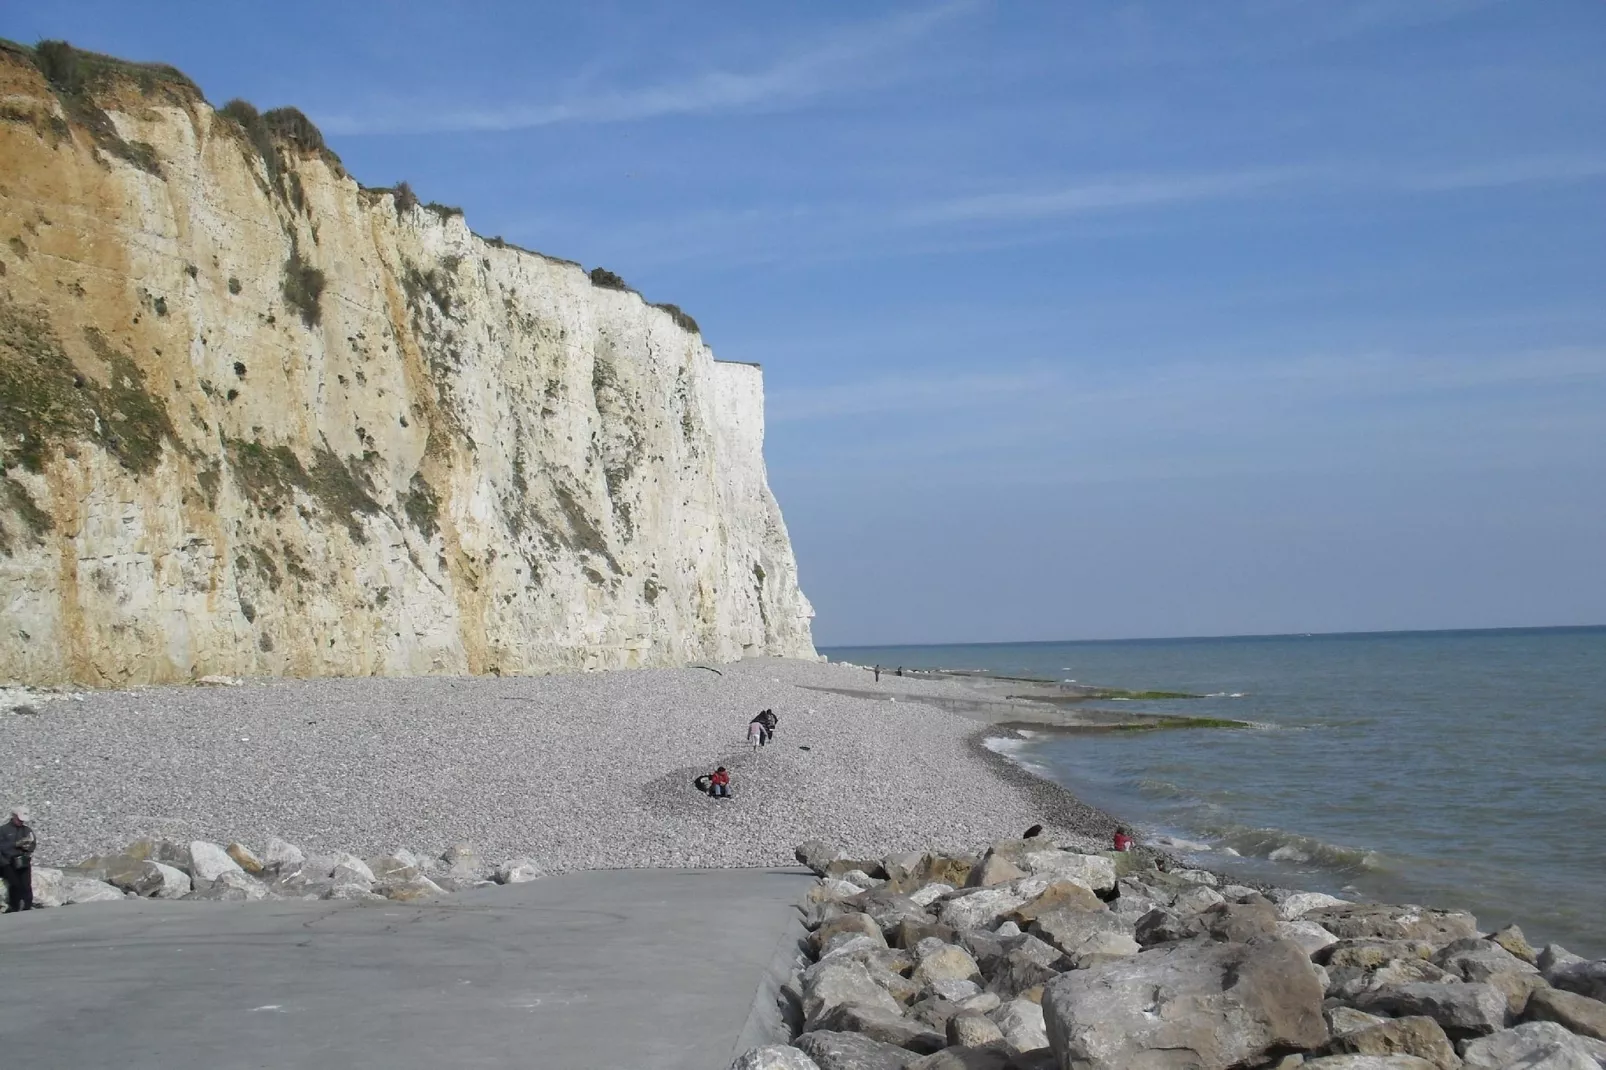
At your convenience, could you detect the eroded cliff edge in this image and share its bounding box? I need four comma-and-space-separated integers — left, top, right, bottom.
0, 43, 815, 686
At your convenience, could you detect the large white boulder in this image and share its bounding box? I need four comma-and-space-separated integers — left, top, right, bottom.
495, 857, 544, 884
992, 997, 1048, 1051
730, 1045, 822, 1070
1043, 935, 1328, 1070
187, 841, 244, 883
1460, 1021, 1606, 1070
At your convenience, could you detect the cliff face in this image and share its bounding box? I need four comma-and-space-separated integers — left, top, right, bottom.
0, 45, 815, 686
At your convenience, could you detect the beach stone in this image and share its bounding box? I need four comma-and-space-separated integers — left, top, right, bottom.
440, 843, 484, 878
959, 929, 1008, 976
993, 997, 1049, 1051
330, 862, 374, 889
987, 946, 1063, 1001
323, 882, 383, 901
263, 837, 305, 871
136, 860, 192, 898
1173, 868, 1220, 886
1173, 883, 1227, 915
1490, 925, 1540, 966
495, 857, 543, 884
904, 1045, 1019, 1070
1327, 958, 1458, 1003
1328, 1007, 1390, 1036
1281, 891, 1351, 920
811, 1003, 945, 1055
859, 895, 933, 938
1436, 939, 1538, 981
125, 836, 193, 868
213, 869, 270, 900
909, 996, 965, 1031
803, 960, 905, 1027
1006, 880, 1104, 926
959, 991, 1001, 1015
1325, 940, 1436, 969
966, 855, 1028, 889
1460, 1021, 1606, 1070
1317, 1016, 1459, 1070
1302, 904, 1479, 950
1486, 970, 1550, 1018
376, 875, 444, 902
1019, 849, 1117, 893
1354, 981, 1508, 1037
909, 883, 955, 908
797, 841, 850, 877
1134, 907, 1192, 946
1028, 909, 1136, 967
30, 866, 65, 908
1525, 986, 1606, 1042
940, 887, 1030, 932
794, 1029, 912, 1070
730, 1045, 823, 1070
994, 921, 1021, 939
911, 855, 975, 891
187, 841, 244, 883
1279, 919, 1342, 958
1546, 958, 1606, 1002
926, 978, 982, 1003
839, 870, 884, 891
884, 852, 927, 884
1539, 945, 1585, 973
1042, 935, 1328, 1070
948, 1011, 1005, 1048
824, 860, 889, 882
894, 919, 957, 951
815, 912, 885, 951
62, 876, 123, 904
225, 843, 264, 875
1299, 1058, 1437, 1069
821, 934, 889, 964
914, 945, 982, 987
365, 854, 420, 883
186, 881, 250, 902
810, 880, 868, 906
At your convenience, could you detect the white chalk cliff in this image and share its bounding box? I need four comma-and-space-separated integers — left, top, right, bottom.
0, 43, 815, 686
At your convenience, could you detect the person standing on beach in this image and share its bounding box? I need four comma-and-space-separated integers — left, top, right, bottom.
0, 806, 36, 912
874, 665, 881, 682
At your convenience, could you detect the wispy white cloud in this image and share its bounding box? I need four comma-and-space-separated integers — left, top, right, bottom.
902, 168, 1304, 225
320, 1, 975, 135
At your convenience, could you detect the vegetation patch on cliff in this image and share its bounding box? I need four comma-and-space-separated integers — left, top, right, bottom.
651, 302, 700, 335
224, 437, 380, 542
281, 239, 326, 327
0, 476, 54, 555
403, 472, 440, 539
0, 297, 176, 477
4, 38, 187, 175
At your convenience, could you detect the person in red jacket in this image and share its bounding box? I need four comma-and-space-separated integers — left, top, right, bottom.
1113, 827, 1133, 852
709, 767, 731, 799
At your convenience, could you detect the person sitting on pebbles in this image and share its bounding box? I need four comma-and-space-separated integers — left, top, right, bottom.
709, 767, 731, 799
1, 805, 36, 913
1113, 827, 1133, 852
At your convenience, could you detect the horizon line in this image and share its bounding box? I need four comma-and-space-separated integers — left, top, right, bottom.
818, 622, 1606, 650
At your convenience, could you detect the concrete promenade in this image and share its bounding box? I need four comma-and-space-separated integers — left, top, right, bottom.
0, 867, 813, 1070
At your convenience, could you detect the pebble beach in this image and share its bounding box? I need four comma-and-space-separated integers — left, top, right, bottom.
0, 658, 1113, 872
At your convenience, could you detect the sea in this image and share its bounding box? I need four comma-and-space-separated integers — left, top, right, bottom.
821, 626, 1606, 958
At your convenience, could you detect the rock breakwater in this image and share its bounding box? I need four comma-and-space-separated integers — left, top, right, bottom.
27, 832, 540, 908
734, 837, 1606, 1070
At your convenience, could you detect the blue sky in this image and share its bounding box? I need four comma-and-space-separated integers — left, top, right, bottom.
14, 1, 1606, 644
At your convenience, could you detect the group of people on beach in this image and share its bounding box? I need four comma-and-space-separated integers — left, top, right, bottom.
695, 709, 778, 801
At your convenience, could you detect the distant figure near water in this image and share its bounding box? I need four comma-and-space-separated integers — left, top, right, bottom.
1113, 827, 1133, 852
874, 665, 881, 682
896, 667, 904, 677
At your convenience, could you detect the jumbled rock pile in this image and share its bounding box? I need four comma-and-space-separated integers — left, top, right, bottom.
24, 835, 545, 907
731, 837, 1606, 1070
